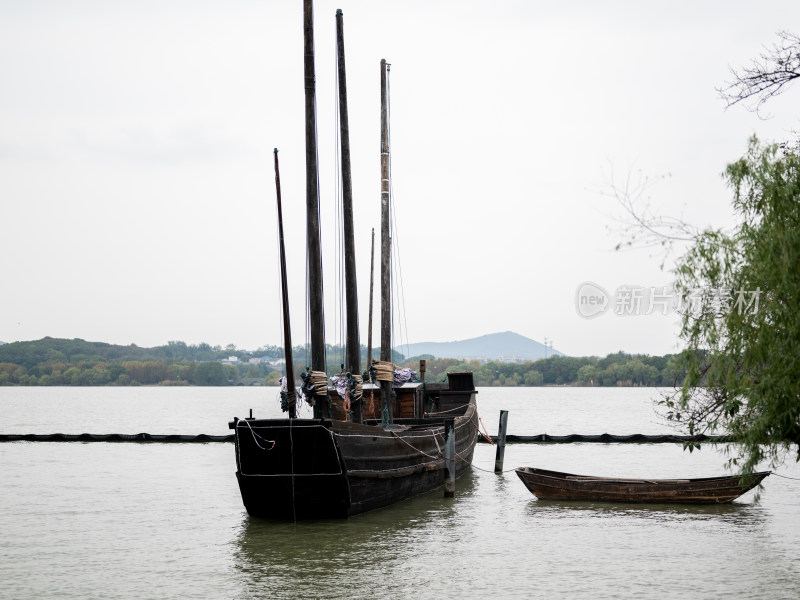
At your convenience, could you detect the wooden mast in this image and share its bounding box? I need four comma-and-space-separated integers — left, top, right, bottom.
336, 8, 361, 423
303, 0, 327, 418
367, 227, 375, 365
379, 59, 392, 423
273, 149, 296, 419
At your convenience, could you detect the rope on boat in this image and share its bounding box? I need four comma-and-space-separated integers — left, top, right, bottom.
431, 430, 442, 455
478, 417, 495, 444
307, 371, 328, 396
343, 420, 480, 476
424, 403, 471, 416
387, 429, 443, 460
372, 360, 395, 382
468, 462, 518, 475
351, 373, 363, 404
332, 421, 471, 439
345, 459, 440, 475
238, 419, 276, 451
453, 424, 518, 474
330, 373, 363, 418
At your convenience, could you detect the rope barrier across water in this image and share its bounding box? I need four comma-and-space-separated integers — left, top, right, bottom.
0, 432, 733, 444
0, 433, 235, 443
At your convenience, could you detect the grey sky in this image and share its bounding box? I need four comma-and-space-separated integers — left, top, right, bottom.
1, 0, 798, 357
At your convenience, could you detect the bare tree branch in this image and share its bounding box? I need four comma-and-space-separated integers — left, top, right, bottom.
599, 165, 698, 269
718, 30, 800, 116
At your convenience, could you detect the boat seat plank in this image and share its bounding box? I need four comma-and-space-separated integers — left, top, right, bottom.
565, 476, 691, 484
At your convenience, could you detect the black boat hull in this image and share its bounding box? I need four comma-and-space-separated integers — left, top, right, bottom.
233, 395, 478, 519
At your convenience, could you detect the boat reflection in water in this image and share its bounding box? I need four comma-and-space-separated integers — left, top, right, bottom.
232, 471, 479, 598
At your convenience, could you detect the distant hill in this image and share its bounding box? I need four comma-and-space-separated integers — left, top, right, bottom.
397, 331, 563, 362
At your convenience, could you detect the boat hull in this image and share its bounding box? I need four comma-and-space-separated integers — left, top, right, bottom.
515, 467, 770, 504
233, 395, 478, 519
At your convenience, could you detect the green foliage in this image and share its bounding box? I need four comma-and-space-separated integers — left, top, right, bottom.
0, 337, 157, 368
193, 361, 227, 386
0, 337, 282, 386
399, 353, 675, 388
665, 138, 800, 473
264, 370, 282, 386
223, 364, 239, 384
0, 337, 682, 389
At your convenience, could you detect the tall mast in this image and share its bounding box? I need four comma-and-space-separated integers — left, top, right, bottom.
303, 0, 327, 417
336, 9, 361, 424
379, 59, 392, 422
274, 149, 296, 419
367, 227, 375, 365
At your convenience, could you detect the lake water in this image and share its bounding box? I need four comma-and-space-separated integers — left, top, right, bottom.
1, 387, 798, 599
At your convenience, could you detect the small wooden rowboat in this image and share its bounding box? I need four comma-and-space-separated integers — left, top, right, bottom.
515, 467, 770, 504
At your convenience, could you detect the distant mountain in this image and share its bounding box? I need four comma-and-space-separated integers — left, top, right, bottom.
397, 331, 563, 362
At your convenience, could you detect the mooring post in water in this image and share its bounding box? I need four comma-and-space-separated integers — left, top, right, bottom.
444, 418, 455, 497
495, 410, 509, 473
419, 359, 426, 382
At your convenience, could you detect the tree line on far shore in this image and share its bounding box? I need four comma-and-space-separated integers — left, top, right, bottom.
407, 352, 679, 388
0, 337, 679, 387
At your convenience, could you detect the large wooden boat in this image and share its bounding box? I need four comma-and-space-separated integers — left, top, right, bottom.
515, 467, 770, 504
230, 3, 478, 519
233, 373, 478, 519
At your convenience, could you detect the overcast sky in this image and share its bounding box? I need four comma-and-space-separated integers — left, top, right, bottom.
2, 0, 798, 357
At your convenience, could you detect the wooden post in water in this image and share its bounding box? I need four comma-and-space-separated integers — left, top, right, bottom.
303, 0, 327, 418
444, 418, 456, 497
495, 410, 509, 473
379, 58, 392, 424
336, 8, 361, 424
274, 149, 296, 419
419, 359, 426, 382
